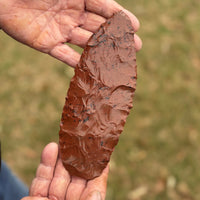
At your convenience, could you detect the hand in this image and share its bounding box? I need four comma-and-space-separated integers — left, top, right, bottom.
21, 143, 109, 200
0, 0, 142, 67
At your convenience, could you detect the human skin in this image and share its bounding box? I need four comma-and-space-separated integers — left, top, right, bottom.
21, 143, 109, 200
0, 1, 142, 199
0, 0, 142, 68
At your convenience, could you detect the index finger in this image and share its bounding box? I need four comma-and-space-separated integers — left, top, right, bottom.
85, 0, 140, 31
21, 198, 49, 200
29, 143, 58, 197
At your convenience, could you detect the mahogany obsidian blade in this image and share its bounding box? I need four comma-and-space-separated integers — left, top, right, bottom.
59, 11, 137, 180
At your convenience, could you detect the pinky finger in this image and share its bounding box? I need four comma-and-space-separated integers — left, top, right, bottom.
134, 34, 143, 52
50, 34, 142, 68
80, 165, 109, 200
50, 44, 81, 68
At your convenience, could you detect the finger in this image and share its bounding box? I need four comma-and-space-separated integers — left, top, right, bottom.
70, 29, 141, 52
81, 12, 106, 33
70, 27, 142, 51
134, 34, 143, 52
48, 159, 71, 200
49, 44, 81, 68
66, 176, 86, 200
80, 165, 109, 200
30, 143, 58, 197
85, 0, 140, 32
21, 197, 49, 200
69, 27, 93, 48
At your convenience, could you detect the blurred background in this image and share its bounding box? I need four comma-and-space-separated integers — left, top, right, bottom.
1, 0, 200, 199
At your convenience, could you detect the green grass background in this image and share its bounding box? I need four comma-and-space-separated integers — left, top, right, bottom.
1, 0, 200, 199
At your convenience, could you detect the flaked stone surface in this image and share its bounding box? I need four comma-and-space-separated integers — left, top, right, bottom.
59, 11, 137, 180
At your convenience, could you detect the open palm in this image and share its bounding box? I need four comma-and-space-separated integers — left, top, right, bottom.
21, 143, 109, 200
0, 0, 141, 67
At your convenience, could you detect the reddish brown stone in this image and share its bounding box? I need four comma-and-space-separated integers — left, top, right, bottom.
59, 11, 137, 180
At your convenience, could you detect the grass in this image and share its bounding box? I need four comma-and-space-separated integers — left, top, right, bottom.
1, 0, 200, 199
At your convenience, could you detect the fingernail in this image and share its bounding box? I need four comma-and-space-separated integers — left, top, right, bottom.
86, 191, 102, 200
